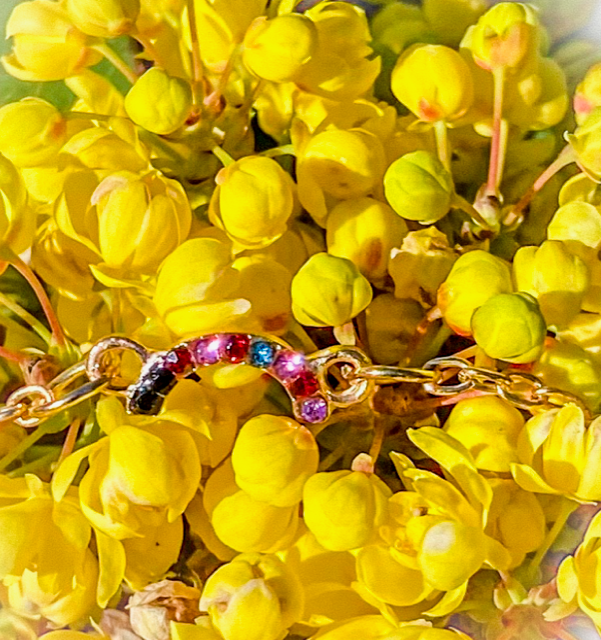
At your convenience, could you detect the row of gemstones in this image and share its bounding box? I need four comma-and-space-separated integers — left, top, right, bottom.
127, 333, 330, 423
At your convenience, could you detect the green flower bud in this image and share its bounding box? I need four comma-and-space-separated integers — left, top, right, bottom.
568, 107, 601, 181
231, 415, 318, 507
125, 68, 193, 136
391, 45, 474, 123
0, 98, 66, 167
302, 468, 391, 551
326, 197, 408, 283
513, 240, 590, 328
291, 253, 372, 327
242, 14, 317, 83
444, 397, 524, 472
423, 0, 488, 47
200, 553, 303, 640
209, 156, 295, 250
471, 292, 546, 363
462, 2, 540, 72
384, 151, 454, 224
66, 0, 140, 37
438, 250, 513, 336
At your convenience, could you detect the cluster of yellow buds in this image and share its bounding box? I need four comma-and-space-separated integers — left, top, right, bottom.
3, 1, 601, 639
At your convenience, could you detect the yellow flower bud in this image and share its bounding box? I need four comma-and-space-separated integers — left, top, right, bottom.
533, 340, 601, 413
154, 237, 252, 337
417, 517, 488, 591
187, 0, 267, 66
371, 4, 432, 56
462, 2, 541, 72
0, 153, 35, 255
92, 169, 191, 274
574, 62, 601, 125
295, 1, 381, 102
200, 553, 303, 640
291, 253, 373, 327
486, 478, 545, 568
391, 45, 474, 123
548, 202, 601, 257
326, 197, 408, 283
2, 0, 101, 81
512, 404, 601, 500
437, 250, 513, 336
0, 98, 67, 167
297, 128, 386, 226
231, 414, 318, 507
209, 156, 295, 250
0, 476, 98, 626
204, 460, 300, 553
243, 14, 317, 83
66, 0, 140, 37
513, 240, 590, 328
125, 68, 193, 135
568, 107, 601, 181
444, 397, 524, 472
302, 469, 391, 551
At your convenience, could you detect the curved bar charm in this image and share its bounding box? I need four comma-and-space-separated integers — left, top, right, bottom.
126, 333, 331, 424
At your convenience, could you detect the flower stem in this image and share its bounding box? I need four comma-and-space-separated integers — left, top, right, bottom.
434, 120, 451, 172
368, 420, 386, 463
94, 43, 138, 84
527, 497, 578, 582
260, 144, 296, 158
186, 0, 206, 106
453, 193, 493, 230
486, 67, 507, 198
0, 344, 28, 365
505, 145, 577, 226
58, 418, 80, 465
10, 255, 65, 348
211, 144, 235, 167
205, 45, 239, 112
0, 291, 51, 344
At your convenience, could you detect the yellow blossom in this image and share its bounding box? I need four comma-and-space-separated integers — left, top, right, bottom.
65, 0, 140, 38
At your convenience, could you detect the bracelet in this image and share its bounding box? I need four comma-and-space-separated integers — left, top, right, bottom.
0, 332, 590, 429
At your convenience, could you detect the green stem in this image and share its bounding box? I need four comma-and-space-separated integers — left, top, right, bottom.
94, 43, 138, 84
7, 450, 59, 478
0, 291, 51, 346
0, 425, 51, 473
211, 145, 235, 167
486, 67, 506, 198
527, 497, 578, 582
453, 193, 493, 230
260, 144, 296, 158
434, 120, 451, 172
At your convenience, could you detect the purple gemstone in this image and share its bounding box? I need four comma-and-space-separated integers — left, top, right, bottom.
272, 350, 306, 381
296, 396, 329, 424
192, 334, 224, 366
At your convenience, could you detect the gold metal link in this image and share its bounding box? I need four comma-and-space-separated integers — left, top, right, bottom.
86, 337, 149, 391
7, 385, 54, 428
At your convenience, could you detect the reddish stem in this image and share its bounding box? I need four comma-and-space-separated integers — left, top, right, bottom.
11, 255, 66, 348
486, 67, 506, 197
0, 344, 28, 365
58, 419, 80, 465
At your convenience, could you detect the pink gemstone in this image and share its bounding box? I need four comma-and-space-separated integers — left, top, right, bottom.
192, 335, 224, 366
272, 350, 305, 381
164, 346, 193, 374
288, 370, 320, 397
295, 396, 329, 423
223, 334, 251, 363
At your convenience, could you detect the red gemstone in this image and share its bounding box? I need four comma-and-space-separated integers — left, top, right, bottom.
288, 370, 320, 397
223, 334, 251, 363
163, 346, 193, 374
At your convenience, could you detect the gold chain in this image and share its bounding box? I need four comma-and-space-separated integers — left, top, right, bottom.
0, 335, 591, 428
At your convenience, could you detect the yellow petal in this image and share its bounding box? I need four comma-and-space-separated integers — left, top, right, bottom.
95, 529, 126, 607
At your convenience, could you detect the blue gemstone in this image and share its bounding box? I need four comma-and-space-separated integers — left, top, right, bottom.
249, 339, 275, 367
